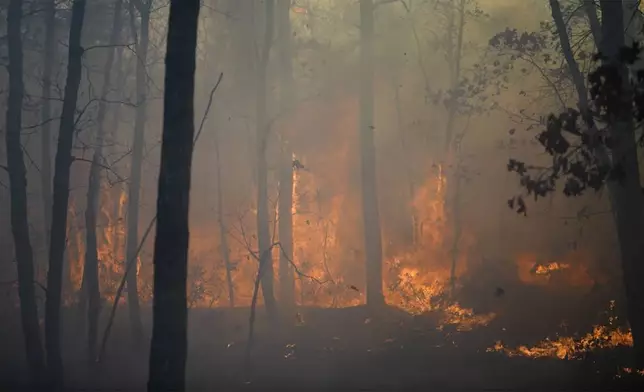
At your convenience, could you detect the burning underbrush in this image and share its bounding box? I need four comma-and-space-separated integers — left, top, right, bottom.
485, 300, 638, 376
488, 323, 633, 360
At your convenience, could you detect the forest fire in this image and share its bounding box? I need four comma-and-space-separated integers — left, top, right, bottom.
4, 0, 644, 390
62, 142, 592, 337
488, 301, 633, 360
62, 154, 486, 317
65, 186, 130, 304
488, 325, 633, 360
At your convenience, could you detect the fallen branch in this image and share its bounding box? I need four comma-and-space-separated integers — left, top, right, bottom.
96, 74, 223, 363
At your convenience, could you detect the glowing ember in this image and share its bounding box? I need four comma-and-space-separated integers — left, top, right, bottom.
534, 262, 570, 276
621, 367, 644, 376
515, 253, 594, 288
439, 303, 496, 332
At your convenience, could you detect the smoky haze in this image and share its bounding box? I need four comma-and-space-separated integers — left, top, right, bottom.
0, 0, 641, 390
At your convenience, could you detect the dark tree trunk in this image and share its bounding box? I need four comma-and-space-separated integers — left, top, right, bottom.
583, 0, 602, 47
599, 0, 644, 364
277, 0, 295, 313
44, 0, 87, 387
256, 0, 278, 320
147, 1, 200, 390
40, 0, 56, 270
81, 0, 123, 363
124, 0, 152, 343
109, 28, 128, 266
6, 0, 47, 382
359, 0, 384, 308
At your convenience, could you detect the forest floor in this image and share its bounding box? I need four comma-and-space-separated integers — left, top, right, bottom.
1, 300, 644, 391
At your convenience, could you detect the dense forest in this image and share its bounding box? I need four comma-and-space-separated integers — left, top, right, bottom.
1, 0, 644, 390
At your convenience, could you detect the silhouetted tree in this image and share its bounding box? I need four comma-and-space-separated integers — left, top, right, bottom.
147, 0, 200, 390
214, 115, 235, 308
80, 0, 123, 363
124, 0, 152, 343
445, 0, 466, 295
39, 0, 56, 261
45, 0, 87, 387
360, 0, 385, 308
255, 0, 278, 321
277, 0, 296, 314
5, 0, 47, 383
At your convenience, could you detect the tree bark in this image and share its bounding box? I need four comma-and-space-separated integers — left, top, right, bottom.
277, 0, 295, 313
40, 0, 56, 269
45, 0, 87, 387
6, 0, 48, 382
124, 0, 152, 343
359, 0, 385, 308
599, 0, 644, 363
147, 1, 200, 390
255, 0, 278, 321
81, 0, 123, 363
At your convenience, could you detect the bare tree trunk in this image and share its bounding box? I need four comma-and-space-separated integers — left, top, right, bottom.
214, 122, 235, 307
278, 154, 295, 309
443, 0, 464, 152
392, 79, 417, 246
124, 0, 152, 343
599, 0, 644, 363
63, 211, 76, 302
109, 32, 127, 267
359, 0, 384, 308
446, 0, 465, 294
6, 0, 47, 383
45, 0, 87, 387
147, 1, 200, 390
81, 0, 123, 363
583, 0, 602, 47
40, 0, 56, 271
255, 0, 278, 321
277, 0, 295, 313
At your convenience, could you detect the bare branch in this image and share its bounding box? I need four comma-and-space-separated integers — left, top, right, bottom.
83, 42, 136, 53
193, 72, 223, 143
71, 156, 125, 183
